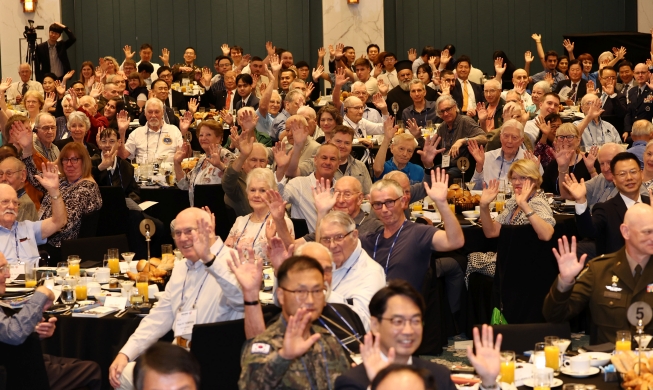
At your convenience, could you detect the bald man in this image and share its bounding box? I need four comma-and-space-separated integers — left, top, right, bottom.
110, 207, 244, 389
544, 203, 653, 343
624, 63, 653, 138
500, 69, 533, 109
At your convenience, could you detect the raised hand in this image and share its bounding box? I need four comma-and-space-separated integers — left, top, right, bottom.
269, 54, 282, 73
514, 179, 535, 207
582, 145, 599, 171
335, 43, 344, 60
334, 67, 347, 87
266, 41, 276, 57
62, 70, 75, 82
467, 139, 485, 168
523, 150, 540, 165
263, 189, 287, 221
603, 77, 615, 95
173, 143, 190, 164
467, 325, 502, 387
227, 246, 262, 294
0, 78, 12, 94
515, 80, 527, 95
524, 51, 534, 64
544, 72, 554, 87
494, 57, 506, 76
431, 70, 441, 87
268, 237, 292, 272
312, 65, 324, 82
440, 49, 451, 65
54, 80, 65, 96
278, 308, 322, 360
531, 33, 542, 42
205, 143, 224, 170
405, 118, 421, 138
42, 92, 56, 112
476, 102, 488, 123
304, 82, 315, 99
647, 73, 653, 91
159, 48, 170, 65
376, 78, 388, 95
423, 168, 449, 203
312, 177, 338, 216
328, 45, 336, 58
201, 68, 213, 86
552, 235, 587, 284
99, 137, 121, 171
466, 107, 477, 118
10, 120, 33, 152
221, 43, 230, 56
383, 115, 398, 140
361, 332, 394, 382
407, 48, 417, 62
428, 56, 438, 68
35, 162, 61, 192
123, 45, 134, 60
586, 80, 596, 95
187, 98, 199, 114
562, 39, 575, 53
439, 78, 451, 96
373, 63, 383, 78
317, 47, 326, 58
417, 135, 445, 168
561, 173, 587, 202
553, 147, 575, 169
372, 92, 387, 112
116, 110, 130, 135
535, 116, 552, 138
94, 66, 106, 81
89, 82, 103, 99
290, 120, 308, 147
272, 142, 291, 169
615, 46, 626, 60
220, 110, 234, 126
179, 111, 193, 134
480, 180, 500, 207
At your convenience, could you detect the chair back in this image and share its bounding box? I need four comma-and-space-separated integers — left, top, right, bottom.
60, 234, 130, 265
490, 322, 571, 354
0, 333, 50, 389
98, 186, 130, 236
291, 218, 309, 239
78, 210, 100, 238
193, 184, 237, 240
191, 319, 246, 390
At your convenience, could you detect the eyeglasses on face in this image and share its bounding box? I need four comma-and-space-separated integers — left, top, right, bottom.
371, 197, 402, 210
279, 287, 325, 302
380, 316, 423, 329
437, 105, 456, 115
614, 169, 640, 179
0, 170, 23, 178
61, 157, 81, 165
555, 135, 576, 141
319, 230, 354, 245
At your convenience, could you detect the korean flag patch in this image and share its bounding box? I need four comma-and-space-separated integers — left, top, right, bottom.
251, 342, 271, 354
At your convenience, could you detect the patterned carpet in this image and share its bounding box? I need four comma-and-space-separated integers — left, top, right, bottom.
422, 333, 591, 368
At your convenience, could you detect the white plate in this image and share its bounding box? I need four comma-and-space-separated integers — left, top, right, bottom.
580, 352, 611, 367
100, 284, 121, 292
5, 287, 34, 292
522, 378, 563, 388
560, 366, 600, 378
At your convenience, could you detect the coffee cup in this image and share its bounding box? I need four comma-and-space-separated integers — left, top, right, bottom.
87, 281, 101, 297
94, 268, 110, 283
564, 354, 590, 373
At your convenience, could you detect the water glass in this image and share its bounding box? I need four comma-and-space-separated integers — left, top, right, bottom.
61, 278, 77, 304
56, 262, 68, 278
533, 367, 553, 390
534, 342, 546, 369
41, 270, 55, 290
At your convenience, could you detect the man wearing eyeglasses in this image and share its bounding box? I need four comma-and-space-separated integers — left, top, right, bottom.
563, 152, 650, 256
0, 157, 36, 222
573, 94, 622, 148
595, 66, 627, 118
624, 63, 653, 140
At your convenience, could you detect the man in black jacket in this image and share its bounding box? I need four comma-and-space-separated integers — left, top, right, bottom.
35, 23, 76, 82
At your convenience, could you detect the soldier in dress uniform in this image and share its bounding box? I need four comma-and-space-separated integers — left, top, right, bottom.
623, 64, 653, 140
543, 203, 653, 343
239, 256, 349, 389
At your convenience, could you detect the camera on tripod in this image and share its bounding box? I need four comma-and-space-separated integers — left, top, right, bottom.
23, 19, 44, 45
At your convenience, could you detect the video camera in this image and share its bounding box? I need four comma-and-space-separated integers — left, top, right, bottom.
23, 19, 44, 45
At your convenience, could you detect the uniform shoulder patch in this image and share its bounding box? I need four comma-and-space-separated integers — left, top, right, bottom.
251, 342, 271, 354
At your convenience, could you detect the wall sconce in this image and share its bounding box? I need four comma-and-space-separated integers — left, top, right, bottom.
22, 0, 37, 12
347, 0, 359, 3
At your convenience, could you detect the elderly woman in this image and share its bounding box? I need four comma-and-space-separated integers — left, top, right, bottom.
103, 56, 120, 76
466, 159, 556, 283
225, 168, 294, 263
530, 80, 551, 114
13, 120, 102, 262
642, 140, 653, 189
173, 119, 235, 206
55, 95, 74, 141
33, 113, 60, 162
316, 105, 343, 144
54, 111, 100, 157
541, 123, 600, 194
0, 83, 44, 129
373, 123, 423, 184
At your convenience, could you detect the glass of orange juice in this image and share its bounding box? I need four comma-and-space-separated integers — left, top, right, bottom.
616, 330, 632, 352
500, 351, 515, 384
24, 265, 37, 288
67, 256, 80, 277
544, 336, 560, 373
107, 248, 120, 276
75, 271, 87, 300
137, 274, 149, 302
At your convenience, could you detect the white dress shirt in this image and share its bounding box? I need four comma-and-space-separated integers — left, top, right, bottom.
575, 193, 642, 215
470, 148, 543, 190
124, 124, 184, 162
378, 69, 399, 90
329, 241, 386, 331
277, 173, 324, 232
6, 80, 44, 104
120, 238, 244, 360
459, 79, 477, 112
343, 115, 388, 138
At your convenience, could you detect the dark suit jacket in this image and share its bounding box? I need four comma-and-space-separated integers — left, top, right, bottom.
34, 28, 76, 82
54, 138, 100, 158
598, 89, 627, 118
167, 90, 187, 111
203, 88, 239, 110
386, 86, 438, 121
334, 356, 456, 390
91, 157, 140, 203
138, 107, 180, 128
625, 85, 653, 133
235, 94, 260, 111
451, 79, 485, 112
554, 79, 588, 103
576, 194, 651, 256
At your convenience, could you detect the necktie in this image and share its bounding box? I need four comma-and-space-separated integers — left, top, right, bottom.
462, 80, 469, 111
21, 82, 28, 96
569, 83, 578, 102
225, 90, 232, 111
634, 264, 643, 285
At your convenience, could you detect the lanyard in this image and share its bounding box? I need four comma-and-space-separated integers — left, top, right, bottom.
180, 244, 224, 309
587, 120, 605, 146
235, 213, 270, 246
318, 304, 360, 354
498, 152, 517, 180
108, 159, 124, 189
332, 248, 360, 291
374, 221, 407, 274
146, 128, 163, 159
14, 228, 20, 262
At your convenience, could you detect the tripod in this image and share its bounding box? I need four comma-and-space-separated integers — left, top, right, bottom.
23, 20, 43, 81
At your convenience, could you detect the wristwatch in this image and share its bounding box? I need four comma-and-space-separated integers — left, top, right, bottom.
465, 137, 469, 144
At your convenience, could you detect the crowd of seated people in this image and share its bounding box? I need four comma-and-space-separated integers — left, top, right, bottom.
3, 22, 653, 389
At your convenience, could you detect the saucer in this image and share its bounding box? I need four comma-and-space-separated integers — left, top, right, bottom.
560, 366, 600, 378
522, 378, 563, 387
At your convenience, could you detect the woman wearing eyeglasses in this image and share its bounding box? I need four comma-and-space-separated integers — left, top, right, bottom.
541, 123, 600, 195
225, 168, 294, 264
642, 140, 653, 189
12, 120, 101, 264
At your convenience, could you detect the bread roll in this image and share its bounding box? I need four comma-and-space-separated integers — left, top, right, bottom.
149, 257, 161, 267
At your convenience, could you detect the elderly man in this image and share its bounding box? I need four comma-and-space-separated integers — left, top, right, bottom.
469, 119, 542, 190
96, 82, 121, 112
335, 281, 501, 390
361, 170, 464, 291
0, 157, 37, 222
574, 94, 621, 147
435, 95, 486, 179
5, 64, 44, 104
543, 204, 653, 343
401, 79, 439, 130
478, 79, 505, 132
341, 94, 389, 143
523, 92, 561, 146
500, 68, 532, 107
271, 89, 305, 143
0, 161, 66, 266
627, 120, 653, 167
563, 152, 649, 256
386, 60, 438, 118
110, 207, 244, 389
333, 77, 383, 124
118, 99, 185, 162
624, 63, 653, 138
202, 70, 238, 112
33, 113, 60, 162
596, 66, 627, 117
138, 79, 180, 128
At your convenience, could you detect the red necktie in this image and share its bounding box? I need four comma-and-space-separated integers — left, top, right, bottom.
225, 90, 232, 110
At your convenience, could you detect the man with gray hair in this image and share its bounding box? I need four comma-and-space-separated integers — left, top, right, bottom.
574, 94, 622, 147
5, 63, 44, 104
478, 79, 505, 132
342, 94, 389, 142
627, 120, 653, 168
33, 112, 60, 162
0, 157, 37, 222
332, 77, 383, 123
402, 79, 439, 134
270, 89, 304, 143
118, 99, 185, 162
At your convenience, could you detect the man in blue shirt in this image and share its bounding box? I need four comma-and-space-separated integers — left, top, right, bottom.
626, 119, 653, 168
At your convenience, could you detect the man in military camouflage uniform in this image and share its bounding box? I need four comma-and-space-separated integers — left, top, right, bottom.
543, 203, 653, 343
239, 256, 349, 389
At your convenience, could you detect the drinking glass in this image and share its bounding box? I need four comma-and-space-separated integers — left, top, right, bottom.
67, 256, 80, 277
75, 271, 88, 300
56, 262, 68, 278
533, 367, 553, 390
41, 270, 55, 290
121, 281, 135, 299
107, 248, 120, 276
555, 338, 571, 354
616, 330, 632, 352
61, 278, 77, 304
544, 336, 560, 373
161, 244, 173, 264
173, 249, 183, 261
500, 351, 515, 384
534, 342, 546, 369
137, 274, 149, 302
637, 334, 652, 349
193, 151, 201, 159
25, 264, 37, 288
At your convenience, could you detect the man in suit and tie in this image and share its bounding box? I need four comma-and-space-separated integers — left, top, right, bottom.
156, 67, 187, 111
203, 70, 238, 112
34, 23, 76, 82
543, 203, 653, 343
234, 74, 259, 111
450, 55, 485, 114
138, 79, 180, 128
624, 63, 653, 139
554, 60, 587, 106
597, 66, 627, 118
563, 152, 649, 256
617, 61, 636, 103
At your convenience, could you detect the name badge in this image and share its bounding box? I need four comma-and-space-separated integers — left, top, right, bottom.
442, 154, 451, 168
174, 309, 197, 337
604, 291, 622, 299
9, 264, 24, 281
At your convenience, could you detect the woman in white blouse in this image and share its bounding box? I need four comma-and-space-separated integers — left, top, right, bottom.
225, 168, 294, 263
173, 119, 235, 206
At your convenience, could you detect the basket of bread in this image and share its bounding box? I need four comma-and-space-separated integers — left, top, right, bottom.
612, 351, 653, 389
126, 257, 175, 286
181, 157, 199, 172
447, 184, 481, 213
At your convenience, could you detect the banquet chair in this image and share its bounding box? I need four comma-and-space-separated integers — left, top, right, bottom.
191, 319, 245, 390
97, 186, 131, 237
291, 218, 309, 239
193, 184, 237, 241
488, 322, 571, 354
60, 234, 130, 267
0, 332, 50, 389
78, 210, 100, 238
